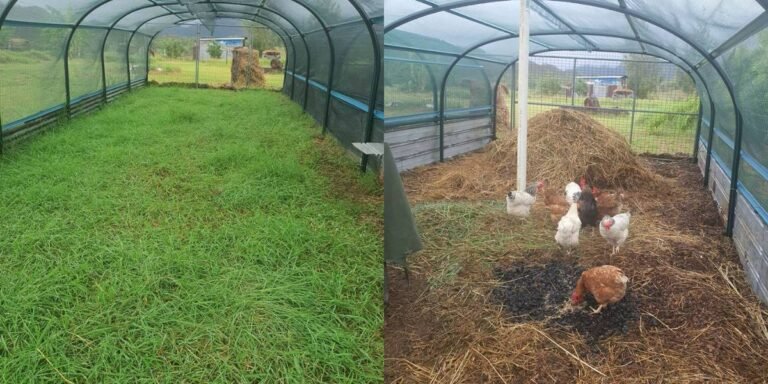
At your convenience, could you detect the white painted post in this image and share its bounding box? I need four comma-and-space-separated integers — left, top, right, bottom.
517, 0, 530, 191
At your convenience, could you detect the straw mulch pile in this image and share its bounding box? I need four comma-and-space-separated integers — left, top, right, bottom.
495, 85, 510, 132
403, 108, 661, 201
386, 157, 768, 383
230, 47, 266, 89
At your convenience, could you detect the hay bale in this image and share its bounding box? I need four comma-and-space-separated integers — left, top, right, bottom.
495, 85, 510, 131
230, 47, 265, 89
270, 58, 283, 70
584, 96, 600, 108
404, 108, 660, 200
490, 108, 659, 190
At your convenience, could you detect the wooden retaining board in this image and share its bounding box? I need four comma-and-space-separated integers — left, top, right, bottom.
385, 117, 492, 172
698, 140, 768, 304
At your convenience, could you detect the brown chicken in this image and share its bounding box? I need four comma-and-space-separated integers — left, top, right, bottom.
543, 179, 582, 223
570, 265, 629, 314
544, 188, 569, 223
592, 187, 625, 219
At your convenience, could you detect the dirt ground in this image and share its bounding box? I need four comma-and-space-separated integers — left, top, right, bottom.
385, 156, 768, 383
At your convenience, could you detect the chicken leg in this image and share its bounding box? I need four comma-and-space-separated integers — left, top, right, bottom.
590, 304, 606, 315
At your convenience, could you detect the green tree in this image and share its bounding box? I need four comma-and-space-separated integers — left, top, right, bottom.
165, 40, 186, 59
207, 42, 223, 59
623, 54, 662, 98
153, 37, 192, 59
537, 77, 562, 96
247, 27, 282, 53
575, 79, 588, 96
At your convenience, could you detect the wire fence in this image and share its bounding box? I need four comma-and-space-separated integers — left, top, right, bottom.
500, 54, 700, 156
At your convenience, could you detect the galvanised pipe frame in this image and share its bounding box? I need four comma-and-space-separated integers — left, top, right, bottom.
352, 4, 383, 172
113, 1, 313, 107
386, 0, 744, 237
143, 14, 296, 89
94, 3, 304, 106
64, 0, 113, 118
0, 0, 382, 173
143, 14, 296, 94
437, 35, 512, 161
134, 10, 299, 89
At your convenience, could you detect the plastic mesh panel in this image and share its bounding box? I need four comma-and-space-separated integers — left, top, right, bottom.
0, 25, 69, 124
104, 30, 130, 87
70, 28, 107, 98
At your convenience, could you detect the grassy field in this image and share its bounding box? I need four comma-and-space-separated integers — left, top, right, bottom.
149, 57, 285, 90
0, 87, 382, 382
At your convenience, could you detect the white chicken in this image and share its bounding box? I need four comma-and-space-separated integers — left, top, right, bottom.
555, 202, 581, 255
565, 181, 581, 204
506, 181, 544, 218
599, 213, 631, 255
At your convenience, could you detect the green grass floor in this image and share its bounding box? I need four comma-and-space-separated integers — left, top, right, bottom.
0, 87, 383, 383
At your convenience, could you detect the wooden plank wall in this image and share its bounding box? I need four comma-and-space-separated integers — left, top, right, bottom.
698, 141, 768, 304
385, 117, 492, 172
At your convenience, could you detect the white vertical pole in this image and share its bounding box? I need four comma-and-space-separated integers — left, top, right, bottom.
516, 0, 530, 191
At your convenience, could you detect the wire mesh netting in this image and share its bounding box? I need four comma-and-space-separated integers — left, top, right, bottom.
499, 53, 700, 156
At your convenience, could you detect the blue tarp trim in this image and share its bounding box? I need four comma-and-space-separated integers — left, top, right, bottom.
700, 123, 768, 226
2, 83, 130, 132
384, 106, 492, 128
2, 103, 66, 132
287, 70, 384, 120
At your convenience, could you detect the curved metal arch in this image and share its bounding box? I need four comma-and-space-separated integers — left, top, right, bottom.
118, 7, 303, 86
385, 0, 734, 135
129, 8, 309, 107
550, 0, 744, 236
89, 1, 312, 106
384, 0, 744, 235
144, 15, 297, 100
64, 0, 113, 116
136, 0, 384, 170
96, 3, 303, 61
144, 15, 296, 96
192, 0, 336, 113
345, 0, 382, 171
0, 0, 17, 26
0, 0, 382, 170
437, 34, 511, 161
263, 1, 336, 130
